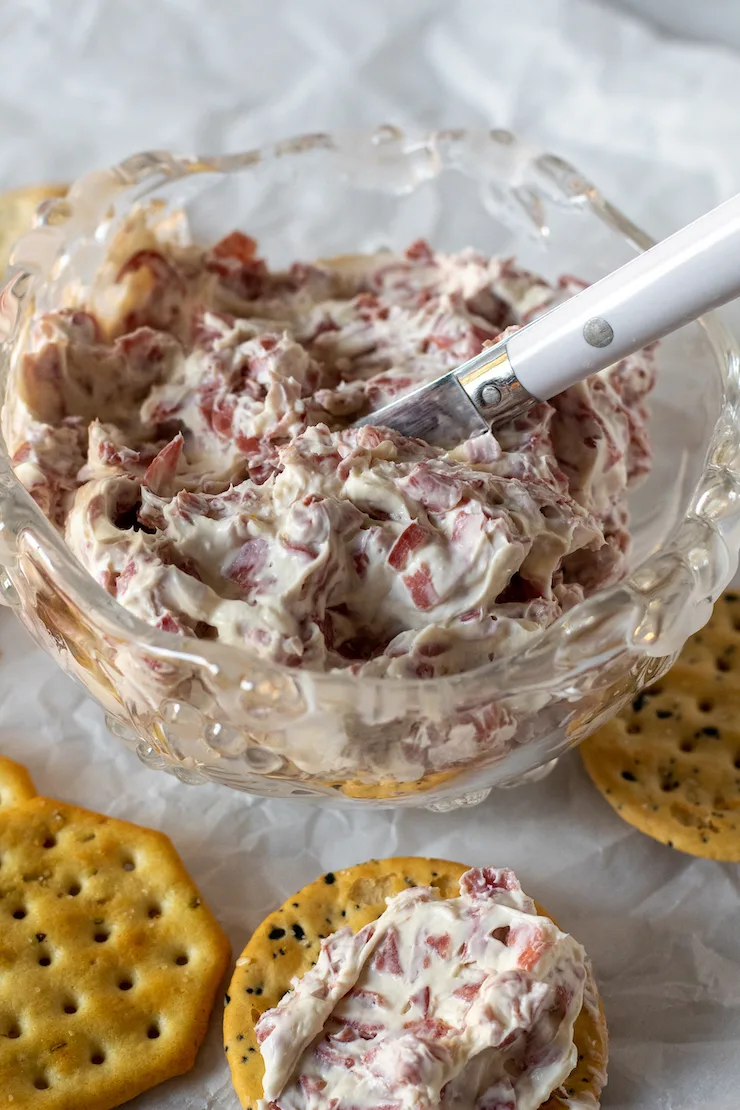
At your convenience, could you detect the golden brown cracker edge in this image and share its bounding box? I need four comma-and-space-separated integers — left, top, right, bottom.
224, 857, 608, 1110
581, 590, 740, 861
0, 795, 230, 1109
0, 183, 67, 276
325, 768, 458, 800
0, 753, 37, 809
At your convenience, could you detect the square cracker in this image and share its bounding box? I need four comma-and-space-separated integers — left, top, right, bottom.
0, 795, 230, 1108
224, 857, 608, 1110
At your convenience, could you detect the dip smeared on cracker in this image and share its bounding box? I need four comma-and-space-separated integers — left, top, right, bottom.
5, 211, 654, 678
255, 867, 587, 1110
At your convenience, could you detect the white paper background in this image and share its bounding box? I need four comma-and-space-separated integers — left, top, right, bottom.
1, 2, 739, 1107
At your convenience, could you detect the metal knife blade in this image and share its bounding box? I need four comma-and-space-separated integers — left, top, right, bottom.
353, 369, 490, 446
352, 338, 534, 448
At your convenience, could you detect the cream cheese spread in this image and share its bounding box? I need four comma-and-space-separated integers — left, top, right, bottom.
256, 867, 589, 1110
5, 213, 655, 678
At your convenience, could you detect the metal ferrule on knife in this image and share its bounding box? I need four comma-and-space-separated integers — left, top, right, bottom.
356, 192, 740, 447
454, 342, 536, 425
352, 334, 538, 446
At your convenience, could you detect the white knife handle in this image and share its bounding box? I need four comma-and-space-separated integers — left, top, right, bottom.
505, 192, 740, 400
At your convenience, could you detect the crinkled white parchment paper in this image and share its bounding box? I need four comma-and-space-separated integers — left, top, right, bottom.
1, 2, 740, 1107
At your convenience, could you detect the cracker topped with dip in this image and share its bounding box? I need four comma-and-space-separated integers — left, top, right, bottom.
224, 857, 608, 1110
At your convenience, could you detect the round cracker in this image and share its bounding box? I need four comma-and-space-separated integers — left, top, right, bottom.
0, 795, 230, 1109
0, 183, 67, 276
0, 753, 36, 810
581, 590, 740, 860
223, 857, 608, 1110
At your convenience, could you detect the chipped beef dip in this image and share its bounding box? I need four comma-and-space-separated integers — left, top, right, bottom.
6, 211, 655, 679
256, 867, 589, 1110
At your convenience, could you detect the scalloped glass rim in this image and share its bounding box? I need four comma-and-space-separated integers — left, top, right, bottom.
1, 126, 739, 707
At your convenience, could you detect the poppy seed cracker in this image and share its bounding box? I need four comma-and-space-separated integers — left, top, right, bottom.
223, 857, 608, 1110
581, 590, 740, 860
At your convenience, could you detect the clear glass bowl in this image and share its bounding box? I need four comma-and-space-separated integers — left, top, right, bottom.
1, 127, 739, 808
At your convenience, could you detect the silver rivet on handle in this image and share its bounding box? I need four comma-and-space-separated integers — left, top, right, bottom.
583, 317, 614, 348
478, 383, 502, 408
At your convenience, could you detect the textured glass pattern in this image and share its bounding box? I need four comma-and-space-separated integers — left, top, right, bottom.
0, 127, 738, 808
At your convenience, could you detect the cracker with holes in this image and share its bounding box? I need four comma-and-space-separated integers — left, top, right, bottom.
581, 590, 740, 860
0, 754, 36, 809
0, 183, 67, 276
224, 857, 608, 1110
0, 795, 230, 1108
